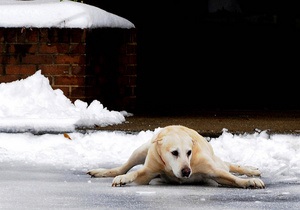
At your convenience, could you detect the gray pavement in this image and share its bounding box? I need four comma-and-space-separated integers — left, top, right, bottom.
1, 162, 300, 210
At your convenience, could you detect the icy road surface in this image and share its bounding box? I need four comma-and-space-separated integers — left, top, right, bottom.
1, 162, 299, 210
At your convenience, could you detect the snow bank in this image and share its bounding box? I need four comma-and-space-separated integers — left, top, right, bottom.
0, 70, 127, 132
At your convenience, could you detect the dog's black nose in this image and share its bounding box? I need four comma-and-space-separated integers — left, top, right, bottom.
181, 167, 191, 177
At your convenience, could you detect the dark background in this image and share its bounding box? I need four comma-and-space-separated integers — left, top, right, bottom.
85, 0, 299, 115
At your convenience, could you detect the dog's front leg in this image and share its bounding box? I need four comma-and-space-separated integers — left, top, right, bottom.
112, 167, 157, 187
211, 169, 265, 189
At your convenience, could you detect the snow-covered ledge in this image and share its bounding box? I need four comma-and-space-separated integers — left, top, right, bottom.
0, 0, 135, 29
0, 0, 137, 112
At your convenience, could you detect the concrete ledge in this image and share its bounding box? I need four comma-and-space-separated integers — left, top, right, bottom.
90, 110, 300, 137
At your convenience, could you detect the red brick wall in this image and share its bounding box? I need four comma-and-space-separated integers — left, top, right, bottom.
0, 28, 137, 112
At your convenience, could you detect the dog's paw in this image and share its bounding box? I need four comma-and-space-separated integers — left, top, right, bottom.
244, 178, 265, 189
244, 166, 262, 177
87, 168, 111, 177
112, 174, 135, 187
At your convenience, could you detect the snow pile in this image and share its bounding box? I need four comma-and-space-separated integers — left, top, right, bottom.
210, 129, 300, 181
0, 70, 127, 132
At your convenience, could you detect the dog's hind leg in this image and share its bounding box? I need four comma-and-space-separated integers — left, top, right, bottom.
87, 141, 150, 178
225, 162, 262, 177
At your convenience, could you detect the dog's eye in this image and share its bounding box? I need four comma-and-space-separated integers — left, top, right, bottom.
187, 150, 192, 157
171, 150, 179, 157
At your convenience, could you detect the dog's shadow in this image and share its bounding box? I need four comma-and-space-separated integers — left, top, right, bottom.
149, 177, 220, 187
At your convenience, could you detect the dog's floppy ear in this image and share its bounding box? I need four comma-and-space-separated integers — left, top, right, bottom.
183, 127, 201, 145
151, 130, 165, 145
151, 133, 165, 165
152, 138, 163, 145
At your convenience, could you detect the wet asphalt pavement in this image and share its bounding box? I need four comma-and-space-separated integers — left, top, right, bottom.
93, 110, 300, 137
1, 162, 300, 210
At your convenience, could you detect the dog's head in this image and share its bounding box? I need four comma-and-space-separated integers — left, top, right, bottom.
154, 126, 194, 179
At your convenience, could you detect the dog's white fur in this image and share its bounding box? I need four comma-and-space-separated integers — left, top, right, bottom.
87, 125, 265, 188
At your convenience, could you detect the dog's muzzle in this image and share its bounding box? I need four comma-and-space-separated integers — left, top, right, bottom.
181, 167, 191, 178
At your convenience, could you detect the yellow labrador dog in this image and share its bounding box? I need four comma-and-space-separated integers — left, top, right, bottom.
87, 125, 265, 189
